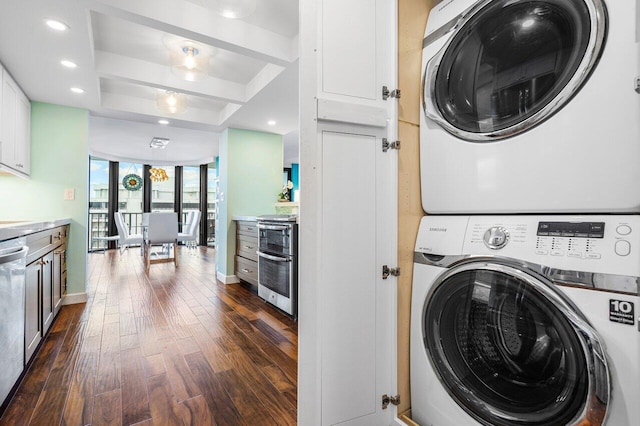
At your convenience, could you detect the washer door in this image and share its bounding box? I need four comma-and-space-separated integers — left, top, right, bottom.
423, 261, 609, 426
423, 0, 607, 141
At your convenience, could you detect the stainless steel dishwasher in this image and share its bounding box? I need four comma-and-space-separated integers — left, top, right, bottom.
0, 238, 28, 405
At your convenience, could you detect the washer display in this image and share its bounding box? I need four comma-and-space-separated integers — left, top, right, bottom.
420, 0, 640, 213
411, 215, 640, 426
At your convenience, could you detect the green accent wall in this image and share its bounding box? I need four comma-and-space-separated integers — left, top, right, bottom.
0, 102, 88, 296
217, 128, 283, 278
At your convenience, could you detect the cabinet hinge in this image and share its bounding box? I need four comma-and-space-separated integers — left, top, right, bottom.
382, 138, 400, 152
382, 265, 400, 279
635, 77, 640, 94
382, 86, 401, 100
382, 394, 401, 409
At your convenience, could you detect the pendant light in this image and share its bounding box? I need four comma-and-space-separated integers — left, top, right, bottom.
156, 91, 187, 114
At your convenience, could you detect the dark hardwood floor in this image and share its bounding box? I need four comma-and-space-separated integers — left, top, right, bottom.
0, 247, 298, 426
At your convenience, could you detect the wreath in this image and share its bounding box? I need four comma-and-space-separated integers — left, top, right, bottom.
122, 174, 143, 191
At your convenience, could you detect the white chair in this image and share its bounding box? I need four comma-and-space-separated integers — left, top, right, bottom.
178, 211, 200, 249
114, 212, 143, 254
144, 212, 179, 272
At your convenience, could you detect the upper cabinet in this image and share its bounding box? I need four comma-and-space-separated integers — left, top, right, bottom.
0, 65, 30, 177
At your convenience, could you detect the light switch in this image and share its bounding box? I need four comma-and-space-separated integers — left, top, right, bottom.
64, 188, 75, 200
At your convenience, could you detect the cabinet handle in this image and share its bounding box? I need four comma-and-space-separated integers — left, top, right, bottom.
241, 268, 253, 273
243, 245, 253, 249
53, 234, 61, 240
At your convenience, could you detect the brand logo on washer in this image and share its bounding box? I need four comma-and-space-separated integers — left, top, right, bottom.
429, 227, 447, 232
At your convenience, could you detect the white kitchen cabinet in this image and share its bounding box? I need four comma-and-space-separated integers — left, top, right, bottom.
299, 0, 399, 424
1, 68, 30, 176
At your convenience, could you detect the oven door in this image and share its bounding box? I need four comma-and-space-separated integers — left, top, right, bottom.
257, 223, 292, 256
257, 251, 292, 298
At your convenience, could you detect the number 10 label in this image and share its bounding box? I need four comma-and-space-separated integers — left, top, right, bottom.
609, 299, 635, 325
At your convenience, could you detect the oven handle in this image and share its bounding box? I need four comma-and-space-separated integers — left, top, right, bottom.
257, 251, 291, 262
257, 223, 291, 231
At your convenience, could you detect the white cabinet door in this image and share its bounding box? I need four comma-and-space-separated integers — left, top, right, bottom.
319, 129, 396, 426
0, 70, 30, 176
15, 89, 30, 174
319, 0, 395, 109
1, 72, 17, 168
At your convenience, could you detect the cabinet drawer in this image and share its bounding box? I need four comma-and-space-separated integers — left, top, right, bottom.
235, 255, 258, 286
236, 235, 258, 262
237, 221, 258, 237
26, 230, 53, 264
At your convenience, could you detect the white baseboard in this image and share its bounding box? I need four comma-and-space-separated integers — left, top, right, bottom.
63, 292, 88, 305
216, 271, 240, 284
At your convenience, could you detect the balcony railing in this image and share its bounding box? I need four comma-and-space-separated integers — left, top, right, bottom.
88, 212, 144, 252
89, 211, 214, 251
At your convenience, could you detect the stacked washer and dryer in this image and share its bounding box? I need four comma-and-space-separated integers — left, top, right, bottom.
411, 0, 640, 425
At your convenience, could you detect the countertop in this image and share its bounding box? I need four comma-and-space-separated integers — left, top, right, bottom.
232, 216, 259, 222
0, 218, 71, 242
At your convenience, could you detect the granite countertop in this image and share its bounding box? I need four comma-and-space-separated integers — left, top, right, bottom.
0, 218, 71, 242
232, 216, 259, 222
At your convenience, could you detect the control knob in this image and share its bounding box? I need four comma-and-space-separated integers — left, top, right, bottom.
484, 226, 510, 250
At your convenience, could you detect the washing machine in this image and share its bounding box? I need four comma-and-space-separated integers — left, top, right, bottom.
420, 0, 640, 214
410, 214, 640, 426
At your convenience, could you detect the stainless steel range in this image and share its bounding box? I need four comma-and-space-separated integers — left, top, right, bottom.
257, 215, 298, 316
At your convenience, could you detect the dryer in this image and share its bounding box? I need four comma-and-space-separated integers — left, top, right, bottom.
420, 0, 640, 213
411, 214, 640, 426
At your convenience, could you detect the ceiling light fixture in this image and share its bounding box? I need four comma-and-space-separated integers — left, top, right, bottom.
267, 120, 276, 126
202, 0, 257, 19
60, 60, 77, 68
70, 87, 84, 94
158, 119, 169, 125
150, 137, 170, 149
171, 42, 210, 82
45, 19, 69, 31
156, 91, 187, 114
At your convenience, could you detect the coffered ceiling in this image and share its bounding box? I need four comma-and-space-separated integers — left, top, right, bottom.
0, 0, 299, 164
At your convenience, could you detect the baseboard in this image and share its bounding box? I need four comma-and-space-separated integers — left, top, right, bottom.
216, 271, 240, 284
62, 292, 88, 305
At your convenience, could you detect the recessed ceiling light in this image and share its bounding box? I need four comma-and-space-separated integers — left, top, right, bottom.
158, 119, 169, 125
45, 19, 69, 31
70, 87, 84, 94
267, 120, 276, 126
60, 60, 77, 68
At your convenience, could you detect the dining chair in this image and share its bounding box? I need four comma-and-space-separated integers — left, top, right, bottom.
144, 212, 179, 272
178, 210, 200, 249
114, 212, 143, 254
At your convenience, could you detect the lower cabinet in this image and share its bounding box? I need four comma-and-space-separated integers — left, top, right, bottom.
235, 220, 259, 286
24, 262, 42, 363
24, 225, 68, 364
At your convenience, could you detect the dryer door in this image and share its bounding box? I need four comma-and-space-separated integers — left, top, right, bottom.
422, 261, 609, 426
423, 0, 606, 141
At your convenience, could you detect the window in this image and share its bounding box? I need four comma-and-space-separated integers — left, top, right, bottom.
150, 166, 175, 211
182, 166, 200, 243
207, 163, 218, 246
119, 162, 144, 233
88, 157, 110, 250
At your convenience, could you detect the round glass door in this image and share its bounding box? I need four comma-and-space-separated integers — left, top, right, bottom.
423, 0, 606, 141
423, 262, 609, 426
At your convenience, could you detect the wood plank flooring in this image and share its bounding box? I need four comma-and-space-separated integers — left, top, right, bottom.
0, 247, 298, 426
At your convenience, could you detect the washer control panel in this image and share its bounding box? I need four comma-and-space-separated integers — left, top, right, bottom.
418, 215, 640, 277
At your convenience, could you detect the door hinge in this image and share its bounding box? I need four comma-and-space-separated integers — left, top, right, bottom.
382, 394, 401, 409
635, 78, 640, 94
382, 86, 401, 100
382, 138, 400, 152
382, 265, 400, 279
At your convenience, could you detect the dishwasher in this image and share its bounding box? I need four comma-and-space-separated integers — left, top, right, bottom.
0, 238, 27, 406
